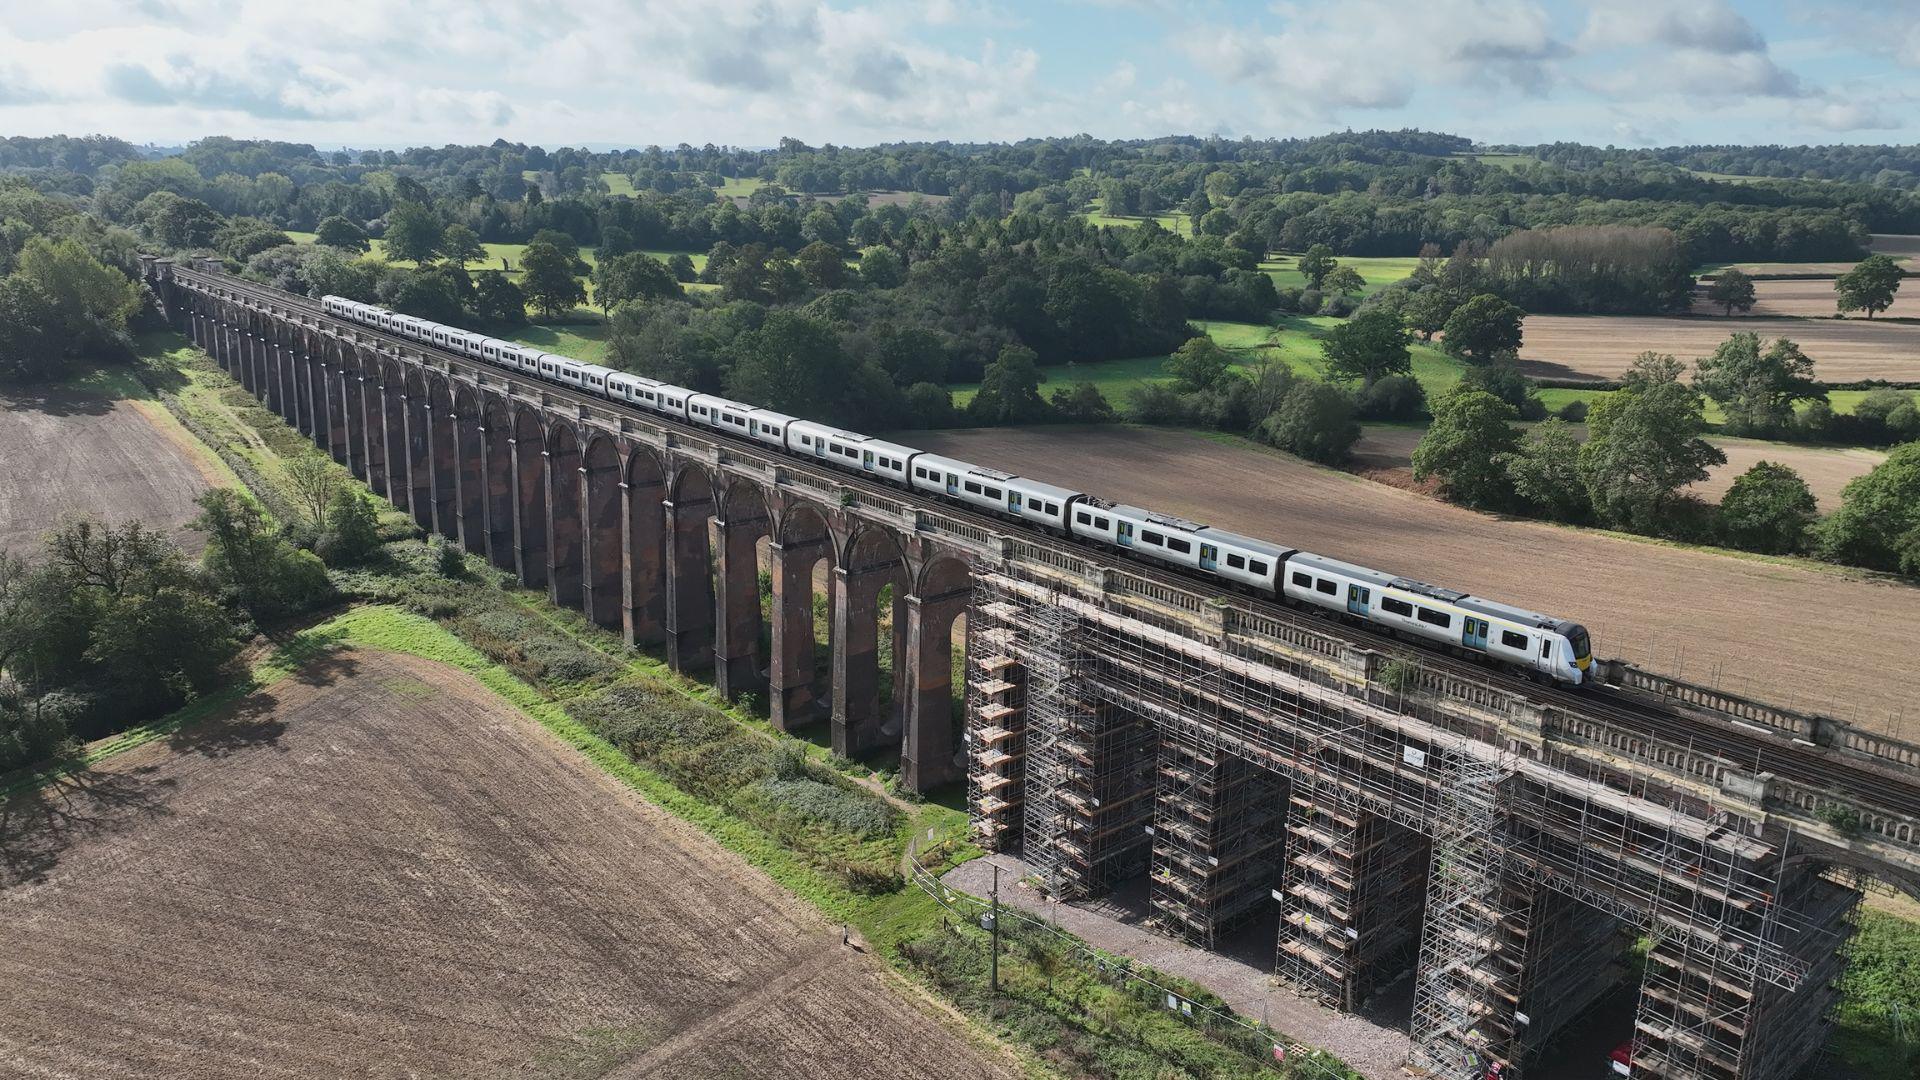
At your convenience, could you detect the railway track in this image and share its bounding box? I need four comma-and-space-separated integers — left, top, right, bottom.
193, 273, 1920, 821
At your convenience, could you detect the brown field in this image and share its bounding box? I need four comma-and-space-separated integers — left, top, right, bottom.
1688, 277, 1920, 319
0, 385, 223, 556
906, 426, 1920, 731
0, 649, 1018, 1080
1351, 425, 1879, 511
1518, 314, 1920, 383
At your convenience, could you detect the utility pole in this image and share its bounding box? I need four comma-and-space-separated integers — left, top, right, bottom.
990, 862, 1002, 992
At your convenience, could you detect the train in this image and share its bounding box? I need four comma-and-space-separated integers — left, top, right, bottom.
321, 294, 1595, 685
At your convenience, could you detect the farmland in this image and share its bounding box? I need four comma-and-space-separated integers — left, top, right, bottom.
1698, 232, 1920, 276
1518, 314, 1920, 384
903, 425, 1920, 732
0, 646, 1019, 1080
0, 368, 228, 556
1689, 278, 1920, 319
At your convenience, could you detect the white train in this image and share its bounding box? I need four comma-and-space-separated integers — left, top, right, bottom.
322, 294, 1595, 684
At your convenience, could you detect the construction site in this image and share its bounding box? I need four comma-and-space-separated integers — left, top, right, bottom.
965, 565, 1905, 1080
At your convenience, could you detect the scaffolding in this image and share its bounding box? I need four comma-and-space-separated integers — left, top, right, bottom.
1150, 713, 1285, 949
1275, 793, 1429, 1009
1509, 888, 1629, 1066
965, 596, 1026, 852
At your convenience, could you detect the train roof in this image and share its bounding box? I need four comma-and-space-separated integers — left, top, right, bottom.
1292, 552, 1565, 630
1194, 528, 1294, 561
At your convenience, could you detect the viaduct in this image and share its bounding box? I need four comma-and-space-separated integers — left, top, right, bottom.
147, 258, 1920, 1080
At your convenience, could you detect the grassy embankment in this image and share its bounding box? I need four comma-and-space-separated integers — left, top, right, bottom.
7, 328, 1339, 1080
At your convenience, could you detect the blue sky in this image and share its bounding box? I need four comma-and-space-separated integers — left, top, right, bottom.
1, 1, 1916, 149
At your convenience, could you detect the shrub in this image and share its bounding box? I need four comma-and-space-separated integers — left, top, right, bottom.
1357, 373, 1427, 421
1718, 461, 1818, 554
1557, 399, 1590, 422
1257, 380, 1361, 464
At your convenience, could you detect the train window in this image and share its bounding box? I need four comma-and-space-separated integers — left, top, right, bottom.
1315, 579, 1337, 595
964, 481, 981, 494
984, 487, 1001, 499
1226, 554, 1245, 569
1502, 630, 1528, 650
1541, 639, 1552, 658
1141, 531, 1164, 546
768, 427, 779, 437
1382, 597, 1413, 617
1166, 538, 1191, 554
1076, 511, 1092, 525
1416, 607, 1450, 628
1291, 571, 1313, 588
1249, 561, 1267, 576
799, 435, 811, 445
1095, 516, 1110, 530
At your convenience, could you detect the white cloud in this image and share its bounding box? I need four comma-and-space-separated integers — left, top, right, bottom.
1580, 2, 1767, 54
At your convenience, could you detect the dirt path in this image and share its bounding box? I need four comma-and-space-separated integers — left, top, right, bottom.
0, 649, 1020, 1080
0, 383, 222, 556
1518, 314, 1920, 383
905, 426, 1920, 733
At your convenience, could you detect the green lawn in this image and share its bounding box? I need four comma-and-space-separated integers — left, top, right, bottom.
284, 229, 317, 244
715, 176, 765, 198
503, 321, 612, 363
1083, 196, 1190, 235
1261, 254, 1421, 295
949, 317, 1467, 408
1472, 152, 1534, 171
601, 171, 637, 196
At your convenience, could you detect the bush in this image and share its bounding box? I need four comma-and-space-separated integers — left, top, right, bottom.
1719, 461, 1818, 554
1357, 373, 1428, 420
759, 777, 900, 839
1320, 293, 1359, 318
1257, 380, 1361, 464
1557, 399, 1590, 422
317, 488, 382, 566
1127, 381, 1194, 425
1295, 288, 1323, 316
432, 537, 465, 577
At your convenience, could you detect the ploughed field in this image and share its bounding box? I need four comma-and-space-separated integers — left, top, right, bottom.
1518, 314, 1920, 384
905, 426, 1920, 732
0, 383, 221, 556
1688, 277, 1920, 319
0, 649, 1017, 1080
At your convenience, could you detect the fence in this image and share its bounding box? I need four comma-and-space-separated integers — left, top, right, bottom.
903, 827, 1364, 1080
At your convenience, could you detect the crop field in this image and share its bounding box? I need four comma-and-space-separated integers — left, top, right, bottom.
904, 425, 1920, 732
0, 647, 1018, 1080
1261, 254, 1420, 295
1689, 278, 1920, 319
1519, 314, 1920, 384
0, 369, 227, 556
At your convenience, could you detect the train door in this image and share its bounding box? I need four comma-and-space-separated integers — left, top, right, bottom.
946, 472, 959, 495
1198, 544, 1218, 571
862, 449, 875, 471
1462, 617, 1490, 650
1347, 584, 1370, 616
1008, 491, 1023, 513
1116, 522, 1134, 547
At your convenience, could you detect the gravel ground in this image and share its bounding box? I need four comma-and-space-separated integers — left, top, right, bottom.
943, 854, 1413, 1080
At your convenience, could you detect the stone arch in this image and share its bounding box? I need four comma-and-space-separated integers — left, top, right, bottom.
712, 479, 774, 701
480, 397, 516, 570
377, 357, 409, 507
663, 463, 717, 674
403, 367, 433, 530
511, 405, 549, 587
902, 552, 973, 792
426, 375, 457, 539
832, 523, 913, 760
579, 435, 625, 630
769, 502, 837, 732
545, 422, 585, 609
621, 446, 669, 648
452, 384, 486, 552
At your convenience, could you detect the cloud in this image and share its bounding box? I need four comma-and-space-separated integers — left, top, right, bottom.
1794, 97, 1904, 132
1581, 2, 1767, 54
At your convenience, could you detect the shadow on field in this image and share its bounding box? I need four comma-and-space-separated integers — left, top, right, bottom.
164, 653, 359, 760
0, 767, 176, 887
0, 385, 115, 418
1514, 358, 1611, 383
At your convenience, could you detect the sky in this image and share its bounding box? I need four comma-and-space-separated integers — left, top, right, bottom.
1, 0, 1917, 151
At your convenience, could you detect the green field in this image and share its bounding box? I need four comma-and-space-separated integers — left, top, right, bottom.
286, 233, 715, 304
715, 175, 765, 198
600, 171, 637, 196
1262, 254, 1420, 295
503, 321, 612, 363
1083, 196, 1190, 235
949, 317, 1466, 407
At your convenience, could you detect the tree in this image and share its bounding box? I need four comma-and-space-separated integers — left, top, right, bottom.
1834, 254, 1903, 318
724, 310, 855, 421
1412, 388, 1521, 509
1441, 293, 1525, 365
1322, 265, 1366, 298
796, 241, 846, 288
0, 275, 66, 382
1404, 287, 1459, 341
314, 215, 369, 253
1257, 381, 1360, 464
1692, 333, 1820, 435
1505, 419, 1590, 522
591, 252, 680, 312
1050, 382, 1117, 423
283, 456, 342, 531
1459, 359, 1545, 420
1357, 373, 1428, 421
192, 488, 330, 618
598, 224, 636, 258
858, 247, 905, 288
1818, 442, 1920, 574
440, 223, 486, 267
1321, 308, 1413, 386
1719, 461, 1817, 554
471, 271, 528, 324
519, 240, 586, 317
969, 345, 1052, 425
1707, 269, 1755, 316
666, 253, 697, 283
318, 489, 383, 566
1297, 244, 1336, 290
1165, 336, 1235, 393
1579, 352, 1727, 531
382, 201, 442, 265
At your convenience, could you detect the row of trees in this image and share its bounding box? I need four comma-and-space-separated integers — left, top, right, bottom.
0, 180, 148, 383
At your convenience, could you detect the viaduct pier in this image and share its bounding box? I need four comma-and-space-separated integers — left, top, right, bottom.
147, 258, 1920, 1080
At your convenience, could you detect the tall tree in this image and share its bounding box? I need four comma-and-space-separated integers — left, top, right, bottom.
439, 223, 486, 267
1579, 352, 1726, 531
1706, 269, 1755, 316
1505, 419, 1590, 522
314, 215, 370, 253
1322, 265, 1366, 298
1412, 388, 1521, 509
382, 201, 442, 265
1296, 244, 1336, 289
796, 241, 846, 288
1719, 462, 1817, 554
1834, 254, 1904, 318
1257, 380, 1360, 464
518, 241, 586, 317
1321, 308, 1413, 386
1692, 333, 1821, 435
968, 344, 1052, 425
724, 310, 854, 421
1441, 293, 1525, 365
1165, 336, 1235, 393
591, 252, 680, 312
1818, 442, 1920, 574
